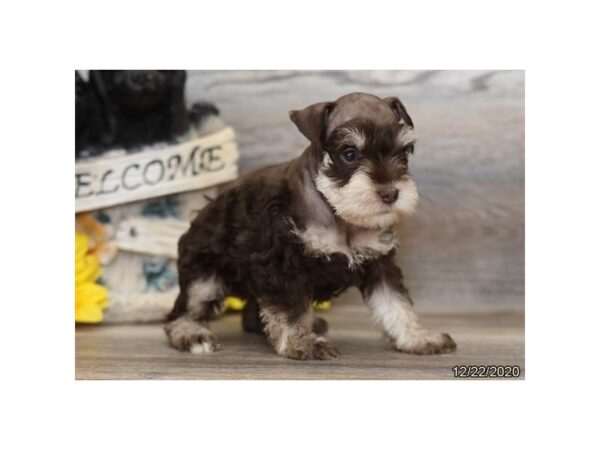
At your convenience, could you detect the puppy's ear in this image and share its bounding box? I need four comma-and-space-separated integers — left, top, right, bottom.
289, 101, 334, 145
383, 96, 414, 128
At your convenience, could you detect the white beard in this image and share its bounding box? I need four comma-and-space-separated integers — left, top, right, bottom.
315, 168, 419, 229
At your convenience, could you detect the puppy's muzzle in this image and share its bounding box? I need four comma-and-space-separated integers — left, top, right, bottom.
377, 186, 399, 204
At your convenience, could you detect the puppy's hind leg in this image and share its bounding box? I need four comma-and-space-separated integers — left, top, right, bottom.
242, 298, 263, 334
242, 298, 329, 336
165, 275, 224, 354
259, 300, 339, 360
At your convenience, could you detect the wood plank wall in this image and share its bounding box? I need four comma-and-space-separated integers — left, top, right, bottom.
185, 71, 525, 310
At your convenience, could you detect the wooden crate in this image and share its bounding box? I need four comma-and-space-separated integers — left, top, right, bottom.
76, 124, 239, 323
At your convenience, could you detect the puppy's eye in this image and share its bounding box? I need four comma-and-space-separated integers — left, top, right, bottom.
342, 148, 358, 163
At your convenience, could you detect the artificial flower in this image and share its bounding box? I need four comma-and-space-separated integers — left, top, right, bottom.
75, 232, 109, 323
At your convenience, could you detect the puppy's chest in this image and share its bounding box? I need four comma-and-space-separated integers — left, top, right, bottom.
294, 222, 398, 267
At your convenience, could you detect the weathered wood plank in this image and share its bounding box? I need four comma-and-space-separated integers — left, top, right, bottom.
76, 296, 524, 380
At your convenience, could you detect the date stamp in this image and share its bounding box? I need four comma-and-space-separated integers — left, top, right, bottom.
452, 365, 522, 378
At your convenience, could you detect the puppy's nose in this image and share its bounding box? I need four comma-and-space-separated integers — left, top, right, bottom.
377, 187, 399, 204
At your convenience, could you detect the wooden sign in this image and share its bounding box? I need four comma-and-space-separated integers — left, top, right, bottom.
75, 127, 239, 212
115, 217, 188, 258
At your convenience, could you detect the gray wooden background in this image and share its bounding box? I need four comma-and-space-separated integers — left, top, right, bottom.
185, 71, 524, 311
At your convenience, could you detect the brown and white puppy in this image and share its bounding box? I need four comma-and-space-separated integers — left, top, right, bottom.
165, 92, 456, 360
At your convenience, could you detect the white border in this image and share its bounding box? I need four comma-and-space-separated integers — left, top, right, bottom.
3, 1, 600, 449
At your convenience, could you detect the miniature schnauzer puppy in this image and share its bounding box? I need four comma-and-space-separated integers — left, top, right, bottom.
165, 92, 457, 360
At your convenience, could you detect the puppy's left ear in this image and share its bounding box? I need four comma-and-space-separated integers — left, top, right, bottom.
289, 101, 334, 145
383, 96, 414, 128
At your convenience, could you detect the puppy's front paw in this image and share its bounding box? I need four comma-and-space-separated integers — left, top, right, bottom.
283, 336, 340, 360
189, 334, 221, 354
395, 331, 456, 355
164, 317, 221, 354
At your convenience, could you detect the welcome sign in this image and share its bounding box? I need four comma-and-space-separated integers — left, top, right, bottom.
75, 127, 239, 212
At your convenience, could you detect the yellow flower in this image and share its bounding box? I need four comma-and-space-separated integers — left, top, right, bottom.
75, 232, 109, 323
312, 300, 332, 311
224, 296, 246, 311
223, 296, 332, 312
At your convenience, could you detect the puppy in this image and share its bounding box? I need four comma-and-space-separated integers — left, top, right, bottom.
165, 92, 457, 360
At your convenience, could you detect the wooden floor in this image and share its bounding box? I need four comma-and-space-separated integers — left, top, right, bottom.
76, 293, 524, 380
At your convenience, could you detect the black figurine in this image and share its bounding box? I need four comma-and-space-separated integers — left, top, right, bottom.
75, 70, 220, 158
90, 70, 189, 151
75, 72, 112, 156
